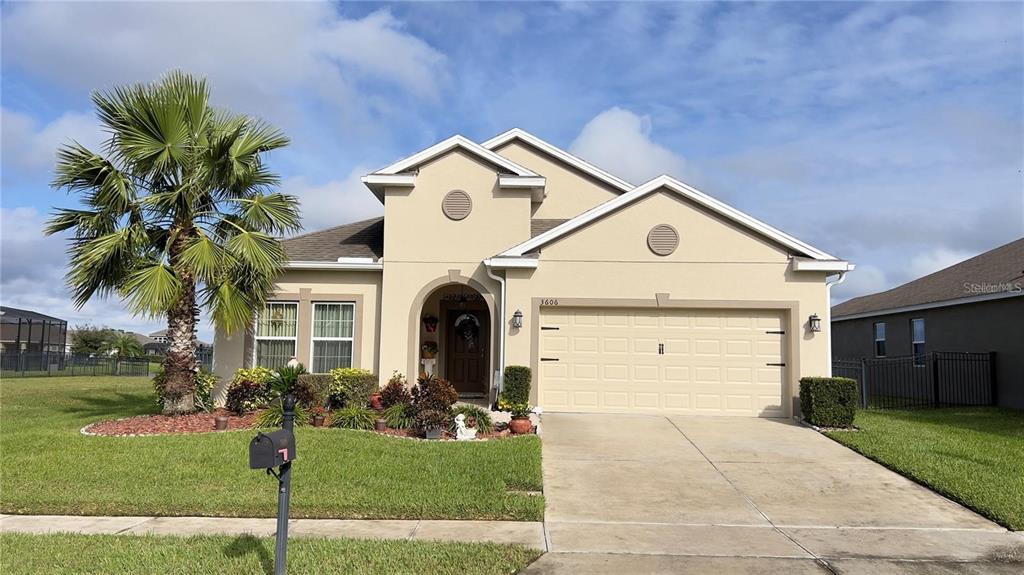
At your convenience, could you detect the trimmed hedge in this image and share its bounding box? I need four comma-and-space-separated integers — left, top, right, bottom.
328, 368, 378, 408
294, 374, 333, 409
800, 376, 858, 428
500, 365, 531, 406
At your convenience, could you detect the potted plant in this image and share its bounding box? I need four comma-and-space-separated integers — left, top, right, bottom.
214, 414, 229, 431
421, 341, 438, 359
508, 403, 533, 434
369, 392, 384, 411
311, 406, 327, 427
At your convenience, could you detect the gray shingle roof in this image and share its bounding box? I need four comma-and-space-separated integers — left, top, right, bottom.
832, 238, 1024, 317
531, 219, 568, 238
283, 217, 384, 262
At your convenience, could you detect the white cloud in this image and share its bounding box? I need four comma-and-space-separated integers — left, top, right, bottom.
1, 3, 447, 126
1, 108, 103, 175
280, 167, 383, 233
907, 248, 977, 280
831, 264, 889, 305
569, 107, 689, 185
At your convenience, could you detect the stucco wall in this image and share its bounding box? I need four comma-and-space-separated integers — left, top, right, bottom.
502, 190, 831, 416
832, 296, 1024, 408
492, 141, 622, 219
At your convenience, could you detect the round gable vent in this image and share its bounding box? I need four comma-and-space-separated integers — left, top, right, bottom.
647, 224, 679, 256
442, 190, 472, 221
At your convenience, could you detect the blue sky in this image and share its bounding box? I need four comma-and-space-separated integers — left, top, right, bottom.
2, 1, 1022, 341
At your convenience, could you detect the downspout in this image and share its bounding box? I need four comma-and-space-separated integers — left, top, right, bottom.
484, 262, 507, 397
824, 271, 849, 377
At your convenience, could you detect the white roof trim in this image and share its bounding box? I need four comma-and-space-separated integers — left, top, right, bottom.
284, 260, 383, 271
499, 175, 840, 261
498, 175, 546, 189
483, 128, 634, 193
832, 290, 1023, 322
374, 135, 538, 177
361, 174, 415, 187
792, 258, 854, 272
483, 257, 539, 269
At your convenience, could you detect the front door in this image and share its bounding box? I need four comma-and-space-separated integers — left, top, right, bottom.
445, 309, 489, 395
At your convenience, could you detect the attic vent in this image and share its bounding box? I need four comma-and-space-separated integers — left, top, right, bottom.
647, 224, 679, 256
442, 190, 472, 221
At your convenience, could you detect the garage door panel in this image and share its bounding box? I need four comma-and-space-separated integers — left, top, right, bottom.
539, 307, 786, 417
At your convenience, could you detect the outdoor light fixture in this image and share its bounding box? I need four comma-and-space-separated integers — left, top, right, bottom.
808, 314, 822, 332
512, 309, 524, 329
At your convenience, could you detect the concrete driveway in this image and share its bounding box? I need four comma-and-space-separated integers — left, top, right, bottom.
525, 414, 1024, 574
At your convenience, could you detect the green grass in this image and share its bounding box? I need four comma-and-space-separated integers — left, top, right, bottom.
0, 533, 541, 575
825, 407, 1024, 530
0, 377, 543, 520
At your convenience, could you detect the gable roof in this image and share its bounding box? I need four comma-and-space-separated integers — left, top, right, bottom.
498, 175, 842, 262
283, 217, 384, 262
0, 306, 65, 323
483, 128, 634, 193
832, 238, 1024, 319
373, 135, 539, 177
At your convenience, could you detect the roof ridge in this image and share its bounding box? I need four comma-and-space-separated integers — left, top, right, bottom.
285, 216, 384, 242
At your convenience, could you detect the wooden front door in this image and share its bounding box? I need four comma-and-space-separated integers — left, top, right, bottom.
445, 309, 489, 395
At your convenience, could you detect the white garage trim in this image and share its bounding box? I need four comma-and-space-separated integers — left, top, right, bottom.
530, 297, 801, 418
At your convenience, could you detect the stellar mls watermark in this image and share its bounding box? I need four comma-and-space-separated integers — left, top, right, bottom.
963, 281, 1023, 295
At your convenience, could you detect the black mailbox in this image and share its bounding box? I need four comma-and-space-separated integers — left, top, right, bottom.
249, 429, 296, 469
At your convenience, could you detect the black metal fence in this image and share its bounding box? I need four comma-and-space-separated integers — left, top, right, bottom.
1, 352, 154, 378
833, 352, 996, 409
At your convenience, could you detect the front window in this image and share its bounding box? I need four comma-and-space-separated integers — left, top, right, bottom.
255, 302, 298, 368
311, 303, 355, 372
873, 322, 886, 357
911, 318, 926, 366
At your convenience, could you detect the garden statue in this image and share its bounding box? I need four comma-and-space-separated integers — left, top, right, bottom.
454, 413, 477, 441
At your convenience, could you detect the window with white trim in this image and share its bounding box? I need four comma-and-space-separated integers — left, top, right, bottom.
911, 318, 926, 366
255, 302, 298, 368
873, 322, 886, 358
311, 303, 355, 373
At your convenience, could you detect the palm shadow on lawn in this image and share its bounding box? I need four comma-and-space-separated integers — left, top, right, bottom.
60, 391, 158, 422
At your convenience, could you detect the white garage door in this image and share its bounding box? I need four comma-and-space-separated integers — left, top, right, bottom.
538, 307, 786, 417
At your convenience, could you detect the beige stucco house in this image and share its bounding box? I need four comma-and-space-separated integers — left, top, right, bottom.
214, 129, 852, 418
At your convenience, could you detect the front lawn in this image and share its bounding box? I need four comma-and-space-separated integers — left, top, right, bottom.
825, 407, 1024, 530
0, 377, 543, 520
0, 533, 540, 575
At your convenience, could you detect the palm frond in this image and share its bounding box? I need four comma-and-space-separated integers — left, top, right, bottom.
179, 233, 230, 283
230, 193, 302, 235
121, 261, 182, 316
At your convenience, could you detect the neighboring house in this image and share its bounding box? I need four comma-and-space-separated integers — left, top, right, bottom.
148, 329, 170, 344
831, 238, 1024, 409
0, 306, 67, 353
214, 129, 851, 417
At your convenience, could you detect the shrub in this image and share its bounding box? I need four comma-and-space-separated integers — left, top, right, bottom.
152, 369, 218, 413
508, 403, 532, 418
412, 376, 458, 432
383, 402, 416, 430
255, 399, 311, 428
294, 374, 333, 409
800, 377, 858, 428
330, 405, 377, 430
380, 371, 411, 408
328, 368, 378, 408
451, 404, 494, 434
231, 366, 275, 387
271, 364, 307, 396
499, 365, 531, 407
226, 379, 273, 414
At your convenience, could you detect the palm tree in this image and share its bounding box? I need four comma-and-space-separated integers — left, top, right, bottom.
104, 332, 144, 359
46, 72, 301, 413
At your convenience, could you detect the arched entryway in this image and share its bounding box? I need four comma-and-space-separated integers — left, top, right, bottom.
413, 281, 495, 397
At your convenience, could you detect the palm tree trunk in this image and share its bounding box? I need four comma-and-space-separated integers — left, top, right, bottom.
162, 231, 200, 414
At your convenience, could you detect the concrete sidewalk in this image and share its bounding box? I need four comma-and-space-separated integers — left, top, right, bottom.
0, 514, 546, 549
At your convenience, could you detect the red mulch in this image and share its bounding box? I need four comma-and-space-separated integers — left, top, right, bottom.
84, 409, 260, 436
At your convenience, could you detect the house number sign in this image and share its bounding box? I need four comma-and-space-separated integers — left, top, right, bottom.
540, 299, 560, 306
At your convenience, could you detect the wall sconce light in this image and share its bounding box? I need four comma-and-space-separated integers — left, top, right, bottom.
808, 313, 822, 332
512, 309, 524, 329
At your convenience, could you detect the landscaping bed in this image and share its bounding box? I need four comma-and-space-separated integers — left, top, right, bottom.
0, 533, 541, 575
825, 407, 1024, 531
83, 409, 259, 436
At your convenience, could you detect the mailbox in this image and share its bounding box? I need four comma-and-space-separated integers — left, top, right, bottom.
249, 429, 296, 469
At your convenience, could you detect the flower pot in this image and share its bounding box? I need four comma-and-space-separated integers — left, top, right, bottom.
214, 416, 229, 431
312, 415, 326, 427
425, 426, 444, 440
508, 416, 532, 435
370, 393, 383, 411
422, 351, 437, 360
375, 418, 387, 432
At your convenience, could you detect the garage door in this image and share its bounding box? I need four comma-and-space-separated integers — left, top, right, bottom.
538, 307, 786, 417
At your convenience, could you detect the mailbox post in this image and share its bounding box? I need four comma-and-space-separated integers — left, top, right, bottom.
249, 394, 297, 575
